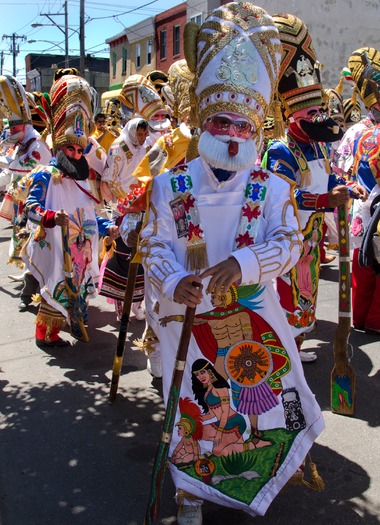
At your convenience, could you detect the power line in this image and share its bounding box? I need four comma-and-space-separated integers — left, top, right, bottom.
2, 33, 26, 76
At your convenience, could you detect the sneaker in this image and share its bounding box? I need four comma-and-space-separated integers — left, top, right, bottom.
177, 505, 202, 525
131, 301, 145, 321
300, 350, 317, 363
18, 299, 30, 311
147, 351, 162, 378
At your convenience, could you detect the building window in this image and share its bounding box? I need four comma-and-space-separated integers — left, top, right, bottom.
122, 47, 127, 75
112, 51, 117, 76
190, 14, 203, 26
147, 40, 152, 65
173, 25, 180, 56
160, 30, 166, 60
136, 44, 141, 69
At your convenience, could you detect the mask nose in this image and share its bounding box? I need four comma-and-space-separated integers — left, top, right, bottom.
228, 125, 238, 137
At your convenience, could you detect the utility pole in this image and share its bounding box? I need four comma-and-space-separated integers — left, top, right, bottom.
2, 33, 26, 76
79, 0, 85, 77
39, 1, 69, 67
0, 51, 4, 75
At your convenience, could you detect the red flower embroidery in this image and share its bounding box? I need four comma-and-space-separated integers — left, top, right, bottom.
252, 169, 269, 182
236, 231, 253, 248
242, 202, 261, 221
183, 194, 195, 213
188, 223, 202, 241
32, 150, 41, 160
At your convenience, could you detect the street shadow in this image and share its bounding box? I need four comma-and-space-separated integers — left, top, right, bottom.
0, 371, 377, 525
319, 264, 339, 282
22, 301, 147, 383
302, 318, 380, 429
0, 374, 169, 525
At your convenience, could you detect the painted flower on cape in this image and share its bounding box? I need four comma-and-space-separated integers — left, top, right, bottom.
299, 311, 311, 327
351, 217, 363, 237
287, 313, 299, 326
32, 150, 41, 160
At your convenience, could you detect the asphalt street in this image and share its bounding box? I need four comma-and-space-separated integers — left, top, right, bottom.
0, 219, 379, 525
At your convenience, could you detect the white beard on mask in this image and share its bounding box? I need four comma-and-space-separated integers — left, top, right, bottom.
148, 118, 171, 133
198, 130, 258, 171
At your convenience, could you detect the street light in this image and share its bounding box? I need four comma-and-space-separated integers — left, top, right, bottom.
31, 0, 69, 68
27, 39, 65, 53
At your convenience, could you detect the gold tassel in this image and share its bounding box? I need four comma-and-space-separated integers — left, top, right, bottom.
183, 22, 200, 75
289, 454, 325, 491
351, 88, 358, 106
272, 97, 285, 140
31, 293, 42, 304
185, 242, 208, 272
34, 225, 46, 242
35, 312, 66, 331
335, 75, 345, 95
176, 489, 203, 506
133, 324, 159, 355
185, 133, 200, 163
99, 236, 116, 261
7, 257, 25, 269
307, 456, 325, 491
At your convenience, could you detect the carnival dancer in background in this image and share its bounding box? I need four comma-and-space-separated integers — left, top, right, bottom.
0, 75, 52, 266
99, 117, 149, 321
132, 60, 195, 378
336, 47, 380, 178
265, 14, 366, 363
23, 74, 118, 349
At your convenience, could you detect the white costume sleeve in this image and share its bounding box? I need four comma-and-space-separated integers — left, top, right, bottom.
231, 175, 303, 285
139, 176, 190, 301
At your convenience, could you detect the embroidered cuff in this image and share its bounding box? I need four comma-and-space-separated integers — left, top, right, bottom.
297, 192, 318, 209
42, 209, 56, 228
316, 193, 330, 210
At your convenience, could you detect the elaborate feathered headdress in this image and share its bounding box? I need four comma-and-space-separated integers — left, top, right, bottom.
0, 75, 31, 125
49, 74, 94, 152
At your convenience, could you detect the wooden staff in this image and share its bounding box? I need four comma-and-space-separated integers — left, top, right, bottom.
61, 221, 89, 342
109, 217, 143, 402
330, 203, 356, 416
144, 299, 197, 525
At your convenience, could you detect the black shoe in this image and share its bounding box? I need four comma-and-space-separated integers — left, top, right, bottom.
365, 327, 380, 335
36, 338, 71, 349
18, 300, 29, 311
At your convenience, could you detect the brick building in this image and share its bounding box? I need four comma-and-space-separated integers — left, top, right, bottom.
155, 3, 187, 73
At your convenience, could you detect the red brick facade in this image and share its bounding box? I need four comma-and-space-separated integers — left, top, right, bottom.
155, 3, 186, 74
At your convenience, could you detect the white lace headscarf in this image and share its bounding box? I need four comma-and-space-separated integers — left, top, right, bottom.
120, 117, 148, 154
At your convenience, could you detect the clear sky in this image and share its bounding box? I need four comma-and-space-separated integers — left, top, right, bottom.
1, 0, 183, 83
